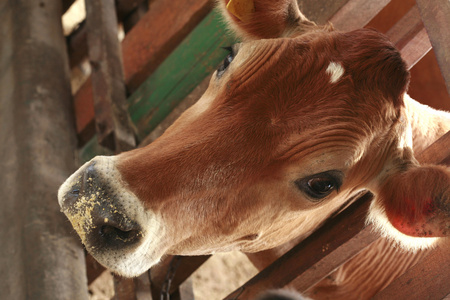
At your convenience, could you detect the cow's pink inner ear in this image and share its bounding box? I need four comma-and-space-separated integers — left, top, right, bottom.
378, 166, 450, 237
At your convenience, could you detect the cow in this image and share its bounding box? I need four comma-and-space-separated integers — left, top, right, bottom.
58, 0, 450, 298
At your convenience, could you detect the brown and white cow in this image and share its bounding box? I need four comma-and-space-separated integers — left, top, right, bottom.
58, 0, 450, 296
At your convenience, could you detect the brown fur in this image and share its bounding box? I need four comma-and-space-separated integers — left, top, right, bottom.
58, 0, 450, 295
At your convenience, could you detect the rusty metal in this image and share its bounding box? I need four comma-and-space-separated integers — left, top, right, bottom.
0, 0, 88, 298
85, 0, 136, 152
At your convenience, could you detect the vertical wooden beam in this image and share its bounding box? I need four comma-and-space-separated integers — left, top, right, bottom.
85, 0, 136, 152
150, 255, 211, 299
113, 276, 137, 300
0, 0, 88, 298
415, 0, 450, 94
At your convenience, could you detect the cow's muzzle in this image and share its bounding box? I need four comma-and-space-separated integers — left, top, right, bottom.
58, 158, 143, 251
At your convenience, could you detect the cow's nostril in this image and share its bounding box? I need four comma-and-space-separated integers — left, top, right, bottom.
62, 186, 82, 209
99, 225, 141, 245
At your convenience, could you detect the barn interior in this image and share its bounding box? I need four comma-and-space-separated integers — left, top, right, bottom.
0, 0, 449, 299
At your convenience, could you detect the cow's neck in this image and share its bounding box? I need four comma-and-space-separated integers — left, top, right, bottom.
404, 94, 450, 155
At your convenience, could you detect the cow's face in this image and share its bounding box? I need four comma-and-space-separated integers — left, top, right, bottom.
58, 0, 449, 277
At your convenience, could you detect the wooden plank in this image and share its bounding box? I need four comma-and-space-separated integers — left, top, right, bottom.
224, 194, 374, 300
113, 276, 136, 300
417, 131, 450, 165
372, 243, 450, 300
122, 1, 148, 33
385, 5, 432, 69
79, 9, 236, 163
149, 255, 210, 300
73, 0, 212, 143
86, 253, 106, 285
297, 0, 351, 25
330, 0, 391, 31
85, 0, 136, 152
66, 0, 148, 69
415, 0, 450, 94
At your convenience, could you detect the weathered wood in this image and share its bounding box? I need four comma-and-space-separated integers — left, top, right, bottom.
386, 5, 431, 69
66, 0, 147, 69
0, 0, 88, 298
224, 194, 374, 300
150, 255, 210, 300
74, 0, 212, 143
67, 20, 88, 69
372, 243, 450, 300
113, 276, 137, 300
86, 253, 106, 285
417, 131, 450, 165
415, 0, 450, 94
330, 0, 391, 31
85, 0, 136, 152
297, 0, 351, 25
79, 9, 236, 162
122, 0, 148, 33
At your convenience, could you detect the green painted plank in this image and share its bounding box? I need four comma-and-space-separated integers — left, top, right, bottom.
79, 9, 236, 163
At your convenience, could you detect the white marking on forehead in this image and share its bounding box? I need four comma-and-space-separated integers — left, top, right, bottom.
326, 61, 345, 83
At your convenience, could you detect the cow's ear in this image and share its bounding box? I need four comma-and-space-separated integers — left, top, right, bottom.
217, 0, 318, 40
370, 165, 450, 241
339, 29, 410, 107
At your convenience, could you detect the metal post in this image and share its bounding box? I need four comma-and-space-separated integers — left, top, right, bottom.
0, 0, 89, 298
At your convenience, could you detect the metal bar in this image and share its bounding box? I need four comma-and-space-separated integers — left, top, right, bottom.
85, 0, 136, 152
415, 0, 450, 94
0, 0, 88, 298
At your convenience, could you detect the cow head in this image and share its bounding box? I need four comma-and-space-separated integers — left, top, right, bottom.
58, 0, 449, 277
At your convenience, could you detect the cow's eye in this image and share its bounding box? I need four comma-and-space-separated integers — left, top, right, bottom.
295, 171, 343, 201
217, 46, 234, 78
